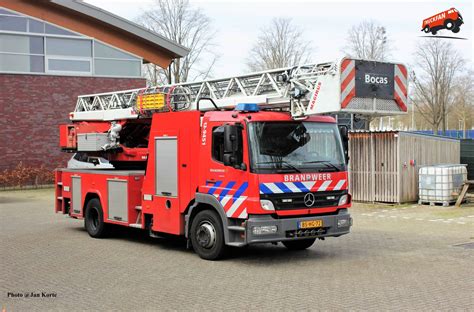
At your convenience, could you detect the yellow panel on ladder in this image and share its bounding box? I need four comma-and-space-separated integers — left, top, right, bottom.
137, 93, 166, 110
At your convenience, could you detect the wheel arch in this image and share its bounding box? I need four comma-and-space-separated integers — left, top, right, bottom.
185, 193, 230, 244
82, 191, 103, 218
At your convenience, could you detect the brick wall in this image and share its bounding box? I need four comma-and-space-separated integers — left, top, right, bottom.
0, 74, 146, 171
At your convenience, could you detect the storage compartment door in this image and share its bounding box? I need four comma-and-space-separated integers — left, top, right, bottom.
72, 176, 82, 215
107, 180, 128, 222
155, 137, 178, 197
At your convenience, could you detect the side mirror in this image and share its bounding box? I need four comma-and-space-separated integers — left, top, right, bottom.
223, 124, 245, 170
224, 124, 238, 154
338, 125, 349, 141
338, 125, 350, 164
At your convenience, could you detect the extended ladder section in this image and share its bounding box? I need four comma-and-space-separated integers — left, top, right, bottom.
71, 58, 408, 121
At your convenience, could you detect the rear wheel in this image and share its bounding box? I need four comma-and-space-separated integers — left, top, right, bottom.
84, 198, 109, 238
282, 238, 316, 250
452, 26, 460, 33
431, 29, 437, 35
190, 210, 227, 260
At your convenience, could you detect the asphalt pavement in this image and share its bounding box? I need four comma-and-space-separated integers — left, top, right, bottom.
1, 189, 473, 311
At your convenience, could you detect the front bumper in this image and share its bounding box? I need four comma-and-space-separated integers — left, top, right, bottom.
245, 209, 352, 244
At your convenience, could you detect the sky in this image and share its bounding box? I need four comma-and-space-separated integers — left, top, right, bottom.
86, 0, 473, 78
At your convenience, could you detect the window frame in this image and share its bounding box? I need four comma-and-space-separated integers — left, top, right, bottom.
45, 55, 93, 76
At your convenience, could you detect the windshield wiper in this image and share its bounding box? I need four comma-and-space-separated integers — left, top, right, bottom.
256, 161, 301, 173
302, 160, 341, 172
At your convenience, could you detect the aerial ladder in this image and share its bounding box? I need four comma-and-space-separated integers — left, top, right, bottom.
62, 57, 408, 160
71, 58, 408, 121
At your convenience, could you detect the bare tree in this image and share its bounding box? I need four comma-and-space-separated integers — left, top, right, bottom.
343, 20, 390, 130
412, 40, 464, 134
139, 0, 218, 85
343, 20, 390, 60
246, 18, 312, 71
450, 71, 474, 137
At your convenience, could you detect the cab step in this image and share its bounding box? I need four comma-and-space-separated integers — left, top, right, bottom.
129, 223, 142, 229
135, 205, 142, 210
227, 242, 246, 247
228, 226, 245, 232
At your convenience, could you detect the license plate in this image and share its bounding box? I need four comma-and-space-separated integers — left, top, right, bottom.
298, 220, 323, 229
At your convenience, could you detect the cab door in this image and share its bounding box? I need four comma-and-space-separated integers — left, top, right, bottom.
203, 122, 250, 219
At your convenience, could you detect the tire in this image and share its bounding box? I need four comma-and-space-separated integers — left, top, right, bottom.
431, 29, 437, 35
444, 20, 455, 30
190, 210, 227, 260
84, 198, 109, 238
282, 238, 316, 251
452, 27, 460, 33
423, 26, 430, 33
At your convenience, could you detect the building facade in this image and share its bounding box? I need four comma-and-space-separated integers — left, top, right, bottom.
0, 1, 188, 174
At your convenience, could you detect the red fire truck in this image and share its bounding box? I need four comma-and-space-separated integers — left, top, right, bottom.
55, 58, 408, 260
421, 7, 463, 35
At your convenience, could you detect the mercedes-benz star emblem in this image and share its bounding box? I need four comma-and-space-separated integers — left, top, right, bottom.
304, 193, 315, 207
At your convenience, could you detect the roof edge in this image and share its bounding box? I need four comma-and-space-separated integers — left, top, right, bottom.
51, 0, 190, 58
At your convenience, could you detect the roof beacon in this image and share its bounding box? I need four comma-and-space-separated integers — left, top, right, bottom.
235, 103, 259, 112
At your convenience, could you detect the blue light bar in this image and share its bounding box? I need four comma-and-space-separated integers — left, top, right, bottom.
235, 103, 259, 112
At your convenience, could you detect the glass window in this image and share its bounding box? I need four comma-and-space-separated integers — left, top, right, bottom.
212, 126, 225, 162
0, 53, 29, 72
30, 55, 44, 72
45, 23, 78, 36
248, 122, 345, 173
0, 34, 29, 53
29, 36, 43, 54
94, 59, 141, 76
0, 53, 43, 72
94, 42, 137, 60
0, 34, 43, 54
28, 19, 44, 33
46, 37, 91, 57
0, 15, 27, 32
48, 58, 91, 72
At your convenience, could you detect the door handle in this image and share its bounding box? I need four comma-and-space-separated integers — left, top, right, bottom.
206, 180, 216, 185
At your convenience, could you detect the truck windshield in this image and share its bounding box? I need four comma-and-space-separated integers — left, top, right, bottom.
248, 122, 345, 173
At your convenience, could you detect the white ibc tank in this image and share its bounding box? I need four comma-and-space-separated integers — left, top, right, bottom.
419, 165, 467, 204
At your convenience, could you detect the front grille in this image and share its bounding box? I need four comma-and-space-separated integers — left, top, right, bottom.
261, 190, 346, 210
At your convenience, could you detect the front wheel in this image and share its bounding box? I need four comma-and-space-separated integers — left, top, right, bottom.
423, 26, 430, 33
190, 210, 227, 260
84, 198, 109, 238
282, 238, 316, 250
444, 20, 455, 30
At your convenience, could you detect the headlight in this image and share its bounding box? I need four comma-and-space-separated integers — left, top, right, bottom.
338, 194, 348, 206
260, 199, 275, 211
252, 225, 278, 235
337, 218, 351, 228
